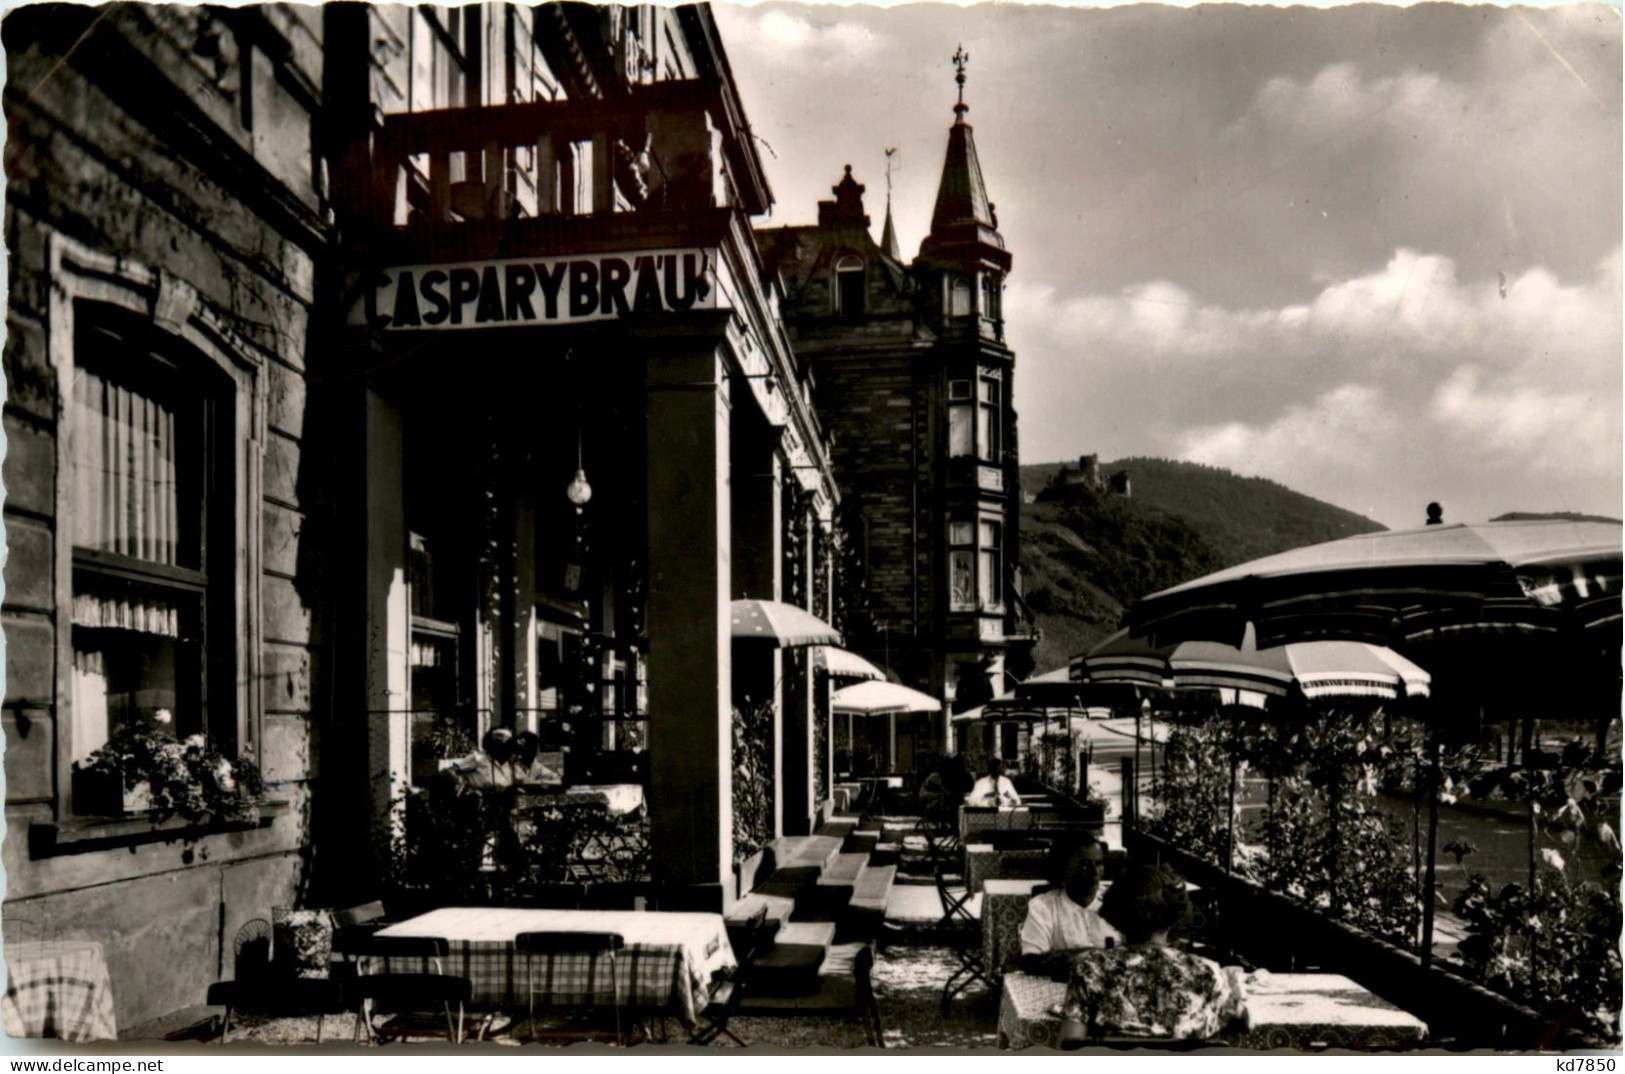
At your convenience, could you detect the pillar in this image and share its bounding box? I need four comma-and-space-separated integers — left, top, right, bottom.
362, 389, 409, 855
780, 505, 817, 835
732, 414, 782, 835
646, 345, 733, 907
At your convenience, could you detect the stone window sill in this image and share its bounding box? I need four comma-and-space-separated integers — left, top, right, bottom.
28, 800, 289, 859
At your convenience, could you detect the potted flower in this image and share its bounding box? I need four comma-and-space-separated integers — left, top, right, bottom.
72, 715, 264, 824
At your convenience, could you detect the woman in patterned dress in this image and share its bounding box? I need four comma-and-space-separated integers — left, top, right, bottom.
1058, 863, 1249, 1045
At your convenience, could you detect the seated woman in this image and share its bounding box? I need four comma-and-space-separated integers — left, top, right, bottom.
965, 757, 1020, 807
1018, 840, 1121, 979
1058, 863, 1248, 1045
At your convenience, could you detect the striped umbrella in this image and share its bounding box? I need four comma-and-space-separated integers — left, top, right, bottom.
815, 647, 888, 683
730, 599, 842, 649
1125, 519, 1621, 649
1078, 628, 1432, 701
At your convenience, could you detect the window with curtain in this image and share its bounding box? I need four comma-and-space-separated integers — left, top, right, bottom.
978, 374, 1002, 463
949, 521, 975, 612
69, 323, 226, 769
951, 276, 972, 318
978, 519, 1003, 610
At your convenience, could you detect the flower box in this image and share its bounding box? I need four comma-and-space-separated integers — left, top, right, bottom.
71, 767, 151, 816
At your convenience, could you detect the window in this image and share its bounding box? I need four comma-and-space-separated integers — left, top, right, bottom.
834, 255, 865, 316
982, 273, 1000, 322
978, 375, 1002, 463
979, 520, 1003, 609
69, 323, 231, 762
947, 516, 1004, 613
951, 276, 973, 318
949, 521, 975, 612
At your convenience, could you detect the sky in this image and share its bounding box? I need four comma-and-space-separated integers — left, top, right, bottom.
712, 2, 1623, 530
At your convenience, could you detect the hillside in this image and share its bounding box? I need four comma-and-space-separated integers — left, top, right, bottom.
1019, 457, 1386, 670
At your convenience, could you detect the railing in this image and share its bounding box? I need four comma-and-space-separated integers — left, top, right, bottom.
370, 80, 743, 229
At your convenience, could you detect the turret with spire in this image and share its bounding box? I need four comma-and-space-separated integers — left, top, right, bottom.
919, 45, 1009, 270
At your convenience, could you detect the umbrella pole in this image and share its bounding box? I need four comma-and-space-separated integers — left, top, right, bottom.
1420, 736, 1442, 971
1225, 749, 1238, 876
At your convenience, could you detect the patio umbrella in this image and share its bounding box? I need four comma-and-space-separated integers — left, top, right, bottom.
1078, 628, 1432, 701
815, 646, 887, 683
730, 599, 842, 648
832, 681, 942, 774
1125, 518, 1622, 649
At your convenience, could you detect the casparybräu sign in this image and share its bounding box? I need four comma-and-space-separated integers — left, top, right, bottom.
351, 248, 719, 330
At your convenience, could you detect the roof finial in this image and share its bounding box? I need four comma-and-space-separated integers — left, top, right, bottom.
952, 44, 969, 119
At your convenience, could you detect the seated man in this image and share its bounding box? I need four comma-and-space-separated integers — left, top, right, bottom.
1017, 840, 1120, 980
965, 757, 1020, 807
1059, 863, 1248, 1044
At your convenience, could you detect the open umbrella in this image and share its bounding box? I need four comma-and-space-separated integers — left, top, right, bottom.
730, 599, 842, 648
1078, 628, 1432, 701
833, 681, 942, 775
1126, 519, 1621, 649
815, 647, 887, 683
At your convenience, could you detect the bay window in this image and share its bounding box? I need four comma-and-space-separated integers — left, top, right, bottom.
948, 516, 1005, 613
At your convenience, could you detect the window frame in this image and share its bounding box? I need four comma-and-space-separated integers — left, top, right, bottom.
834, 255, 865, 317
978, 373, 1002, 464
49, 237, 263, 817
69, 325, 234, 757
947, 514, 1005, 614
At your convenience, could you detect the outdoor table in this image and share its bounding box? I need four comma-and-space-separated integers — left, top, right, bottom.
965, 843, 1051, 893
997, 971, 1428, 1050
564, 783, 644, 817
981, 878, 1049, 976
2, 940, 118, 1042
960, 805, 1035, 842
372, 906, 735, 1027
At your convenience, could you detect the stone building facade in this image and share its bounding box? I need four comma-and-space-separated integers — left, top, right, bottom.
3, 1, 840, 1031
3, 4, 327, 1030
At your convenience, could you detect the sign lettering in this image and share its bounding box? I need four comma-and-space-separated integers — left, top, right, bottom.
351, 248, 720, 330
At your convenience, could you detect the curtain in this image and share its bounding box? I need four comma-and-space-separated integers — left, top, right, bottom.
72, 368, 179, 566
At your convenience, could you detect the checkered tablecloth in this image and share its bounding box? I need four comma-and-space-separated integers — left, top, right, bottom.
372, 907, 735, 1027
3, 941, 119, 1042
981, 879, 1048, 976
960, 807, 1034, 842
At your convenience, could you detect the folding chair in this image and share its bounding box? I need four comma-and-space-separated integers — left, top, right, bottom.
514, 931, 626, 1045
353, 936, 474, 1044
689, 905, 768, 1046
934, 865, 990, 1015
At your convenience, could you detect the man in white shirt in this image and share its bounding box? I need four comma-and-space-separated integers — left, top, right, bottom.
1018, 841, 1120, 979
966, 757, 1020, 807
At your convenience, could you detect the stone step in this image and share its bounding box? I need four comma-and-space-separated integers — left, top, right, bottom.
774, 921, 837, 950
726, 892, 796, 929
849, 864, 897, 914
745, 919, 839, 998
817, 852, 869, 886
776, 834, 844, 872
815, 817, 858, 840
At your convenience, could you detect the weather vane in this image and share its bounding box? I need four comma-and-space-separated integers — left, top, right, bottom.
953, 44, 969, 109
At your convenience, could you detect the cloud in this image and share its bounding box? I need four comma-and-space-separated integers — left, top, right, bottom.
714, 7, 883, 68
1011, 247, 1622, 526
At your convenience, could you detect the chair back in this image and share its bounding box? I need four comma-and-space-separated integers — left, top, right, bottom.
724, 906, 768, 966
515, 931, 625, 955
934, 865, 976, 924
364, 935, 451, 975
